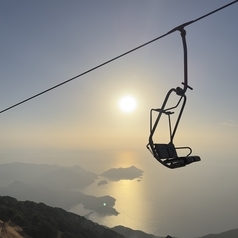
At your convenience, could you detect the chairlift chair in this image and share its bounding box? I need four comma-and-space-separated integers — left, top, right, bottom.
146, 28, 201, 169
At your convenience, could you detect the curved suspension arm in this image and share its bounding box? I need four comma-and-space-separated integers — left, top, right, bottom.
148, 27, 191, 143
176, 28, 193, 96
181, 29, 188, 93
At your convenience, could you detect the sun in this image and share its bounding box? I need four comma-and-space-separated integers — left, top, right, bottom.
118, 95, 137, 113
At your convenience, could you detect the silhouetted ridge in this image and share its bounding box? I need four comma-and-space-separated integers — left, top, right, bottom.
112, 225, 164, 238
198, 228, 238, 238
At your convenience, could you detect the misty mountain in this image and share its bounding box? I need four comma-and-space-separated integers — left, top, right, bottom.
101, 165, 143, 181
0, 162, 61, 187
32, 167, 97, 190
0, 162, 97, 189
0, 195, 124, 238
0, 162, 143, 187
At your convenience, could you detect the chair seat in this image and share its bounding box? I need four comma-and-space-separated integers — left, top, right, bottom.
152, 143, 201, 169
166, 156, 201, 168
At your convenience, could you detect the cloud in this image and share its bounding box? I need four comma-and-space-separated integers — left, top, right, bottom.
220, 120, 238, 127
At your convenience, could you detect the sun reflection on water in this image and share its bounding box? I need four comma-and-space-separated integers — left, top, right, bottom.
72, 150, 166, 235
86, 178, 152, 232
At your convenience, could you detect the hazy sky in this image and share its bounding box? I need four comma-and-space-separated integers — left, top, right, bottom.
0, 1, 238, 237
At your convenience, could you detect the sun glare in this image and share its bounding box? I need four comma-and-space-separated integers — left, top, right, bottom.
119, 95, 137, 113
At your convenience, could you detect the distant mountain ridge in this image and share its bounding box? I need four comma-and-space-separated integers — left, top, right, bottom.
0, 162, 97, 189
197, 228, 238, 238
113, 225, 238, 238
112, 225, 164, 238
0, 162, 62, 187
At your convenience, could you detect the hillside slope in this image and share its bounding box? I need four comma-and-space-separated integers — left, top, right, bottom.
0, 220, 31, 238
199, 228, 238, 238
0, 196, 124, 238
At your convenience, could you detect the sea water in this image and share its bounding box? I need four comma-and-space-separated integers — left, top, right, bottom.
70, 149, 238, 238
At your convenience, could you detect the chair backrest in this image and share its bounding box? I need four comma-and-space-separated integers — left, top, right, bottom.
155, 143, 177, 159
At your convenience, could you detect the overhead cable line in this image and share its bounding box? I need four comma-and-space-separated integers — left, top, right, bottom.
1, 0, 237, 114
